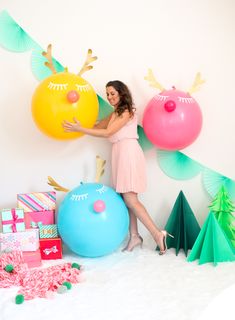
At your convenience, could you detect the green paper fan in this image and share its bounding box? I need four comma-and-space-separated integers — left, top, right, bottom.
97, 95, 113, 120
0, 10, 39, 52
137, 125, 153, 151
202, 168, 235, 201
157, 150, 202, 180
31, 48, 65, 81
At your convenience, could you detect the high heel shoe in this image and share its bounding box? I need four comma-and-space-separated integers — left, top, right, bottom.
159, 230, 174, 255
122, 233, 143, 252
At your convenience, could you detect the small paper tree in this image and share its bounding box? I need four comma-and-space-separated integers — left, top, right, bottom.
158, 191, 200, 256
209, 185, 235, 246
187, 212, 235, 265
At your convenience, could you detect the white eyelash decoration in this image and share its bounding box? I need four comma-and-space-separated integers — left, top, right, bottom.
178, 97, 194, 103
70, 193, 88, 201
96, 185, 107, 194
75, 84, 91, 92
48, 82, 68, 90
154, 95, 169, 102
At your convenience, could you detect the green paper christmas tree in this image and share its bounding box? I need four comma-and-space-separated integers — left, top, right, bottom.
209, 185, 235, 247
187, 212, 235, 265
157, 191, 201, 256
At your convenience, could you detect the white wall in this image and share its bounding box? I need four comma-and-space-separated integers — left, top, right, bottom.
1, 0, 235, 239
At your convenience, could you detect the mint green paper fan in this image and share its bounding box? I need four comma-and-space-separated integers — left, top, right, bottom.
157, 150, 202, 180
202, 168, 235, 201
0, 10, 39, 52
138, 125, 154, 151
31, 48, 65, 81
97, 95, 113, 120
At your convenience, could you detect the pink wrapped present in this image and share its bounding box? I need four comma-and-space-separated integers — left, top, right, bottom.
22, 249, 42, 268
24, 210, 55, 229
17, 192, 56, 228
0, 229, 39, 251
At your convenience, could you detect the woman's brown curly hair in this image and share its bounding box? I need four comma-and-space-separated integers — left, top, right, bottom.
106, 80, 135, 117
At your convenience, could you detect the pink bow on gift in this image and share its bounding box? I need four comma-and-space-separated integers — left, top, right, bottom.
43, 245, 58, 255
2, 209, 24, 232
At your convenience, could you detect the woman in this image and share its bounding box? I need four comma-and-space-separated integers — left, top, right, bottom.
62, 80, 172, 254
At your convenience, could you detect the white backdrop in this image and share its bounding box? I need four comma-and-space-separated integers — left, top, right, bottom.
0, 0, 235, 238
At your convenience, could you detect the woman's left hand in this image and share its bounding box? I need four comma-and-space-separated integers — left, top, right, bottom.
62, 117, 83, 132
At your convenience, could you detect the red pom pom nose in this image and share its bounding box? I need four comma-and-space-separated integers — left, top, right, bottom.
67, 90, 80, 103
164, 100, 176, 112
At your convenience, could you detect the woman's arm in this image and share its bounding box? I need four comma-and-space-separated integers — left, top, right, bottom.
93, 113, 113, 129
62, 111, 131, 138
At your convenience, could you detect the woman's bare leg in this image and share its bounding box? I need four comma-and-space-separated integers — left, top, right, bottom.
122, 209, 143, 251
122, 192, 166, 252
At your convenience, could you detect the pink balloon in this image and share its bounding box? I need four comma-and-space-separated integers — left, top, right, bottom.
67, 90, 80, 103
93, 200, 106, 213
143, 89, 202, 150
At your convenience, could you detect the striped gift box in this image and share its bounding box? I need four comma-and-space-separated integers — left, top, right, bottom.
39, 224, 58, 239
17, 191, 56, 212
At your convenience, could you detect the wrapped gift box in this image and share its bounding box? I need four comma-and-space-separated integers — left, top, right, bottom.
24, 210, 55, 229
39, 224, 58, 239
1, 208, 25, 233
22, 249, 42, 268
17, 191, 56, 228
0, 229, 39, 251
39, 238, 62, 260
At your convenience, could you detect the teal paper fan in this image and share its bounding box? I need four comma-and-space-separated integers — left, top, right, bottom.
202, 168, 235, 201
0, 10, 39, 52
137, 125, 153, 151
157, 150, 202, 180
31, 48, 64, 81
97, 95, 113, 120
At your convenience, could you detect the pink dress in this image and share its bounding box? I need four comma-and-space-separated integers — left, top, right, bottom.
108, 113, 147, 193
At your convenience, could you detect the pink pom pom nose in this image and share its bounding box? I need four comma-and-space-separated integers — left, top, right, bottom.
93, 200, 106, 213
67, 90, 80, 103
164, 100, 176, 112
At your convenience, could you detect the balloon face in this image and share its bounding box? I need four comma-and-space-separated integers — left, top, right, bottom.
143, 89, 203, 150
31, 72, 99, 140
58, 183, 129, 257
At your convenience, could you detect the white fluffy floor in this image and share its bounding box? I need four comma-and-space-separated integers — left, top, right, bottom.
1, 243, 235, 320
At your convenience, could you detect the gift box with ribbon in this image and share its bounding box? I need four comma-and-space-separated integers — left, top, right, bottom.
39, 224, 58, 239
17, 191, 56, 228
0, 228, 39, 251
39, 237, 62, 260
1, 208, 25, 233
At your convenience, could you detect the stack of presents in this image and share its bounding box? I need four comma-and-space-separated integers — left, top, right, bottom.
0, 191, 63, 268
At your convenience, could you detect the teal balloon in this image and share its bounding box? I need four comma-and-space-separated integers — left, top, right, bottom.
58, 183, 129, 257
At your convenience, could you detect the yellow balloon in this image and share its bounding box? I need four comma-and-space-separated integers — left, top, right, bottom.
32, 72, 99, 140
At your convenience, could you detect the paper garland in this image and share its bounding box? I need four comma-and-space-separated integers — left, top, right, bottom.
156, 150, 202, 180
202, 168, 235, 201
31, 48, 65, 81
0, 10, 39, 52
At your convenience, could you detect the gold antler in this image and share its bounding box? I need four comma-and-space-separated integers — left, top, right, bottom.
47, 176, 70, 192
188, 72, 205, 95
78, 49, 97, 76
144, 69, 164, 91
95, 155, 106, 183
42, 44, 57, 74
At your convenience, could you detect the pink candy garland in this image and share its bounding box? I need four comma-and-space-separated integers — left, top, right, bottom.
0, 251, 81, 300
